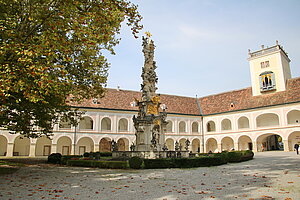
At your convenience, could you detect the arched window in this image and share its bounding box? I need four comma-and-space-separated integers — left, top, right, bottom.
287, 110, 300, 125
166, 120, 173, 133
238, 116, 250, 129
256, 113, 279, 127
221, 119, 232, 131
259, 71, 276, 92
207, 121, 216, 132
192, 122, 199, 133
101, 117, 111, 131
59, 118, 71, 129
118, 118, 128, 132
79, 116, 93, 130
179, 121, 186, 133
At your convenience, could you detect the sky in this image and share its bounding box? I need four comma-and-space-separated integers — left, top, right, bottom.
105, 0, 300, 98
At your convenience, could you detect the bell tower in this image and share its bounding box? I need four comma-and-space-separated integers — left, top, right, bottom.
248, 41, 291, 96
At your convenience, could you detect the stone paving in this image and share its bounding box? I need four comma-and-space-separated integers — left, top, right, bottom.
0, 151, 299, 200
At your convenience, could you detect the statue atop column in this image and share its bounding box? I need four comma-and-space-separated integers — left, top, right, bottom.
132, 32, 168, 153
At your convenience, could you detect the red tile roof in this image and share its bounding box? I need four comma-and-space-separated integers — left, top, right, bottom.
72, 89, 201, 115
72, 77, 300, 116
199, 77, 300, 115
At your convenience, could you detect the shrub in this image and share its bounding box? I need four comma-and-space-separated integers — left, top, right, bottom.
83, 152, 90, 157
129, 156, 143, 169
99, 152, 112, 157
48, 153, 62, 164
67, 160, 128, 169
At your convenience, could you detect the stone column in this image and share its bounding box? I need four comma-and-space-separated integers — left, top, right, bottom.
252, 141, 258, 152
51, 144, 57, 154
29, 143, 36, 157
283, 140, 289, 152
6, 143, 14, 157
217, 143, 222, 153
94, 144, 100, 152
234, 142, 239, 151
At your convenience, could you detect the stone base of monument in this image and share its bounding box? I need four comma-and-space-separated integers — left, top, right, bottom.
112, 151, 189, 159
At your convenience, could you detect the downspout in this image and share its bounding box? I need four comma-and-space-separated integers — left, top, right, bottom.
195, 96, 205, 153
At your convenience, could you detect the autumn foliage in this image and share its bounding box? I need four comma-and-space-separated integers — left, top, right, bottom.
0, 0, 142, 137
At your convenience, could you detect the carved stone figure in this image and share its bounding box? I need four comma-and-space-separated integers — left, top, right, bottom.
132, 33, 168, 153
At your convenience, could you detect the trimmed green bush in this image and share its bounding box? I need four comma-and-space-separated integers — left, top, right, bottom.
67, 160, 128, 169
99, 152, 112, 157
48, 153, 62, 164
129, 156, 143, 169
83, 152, 90, 157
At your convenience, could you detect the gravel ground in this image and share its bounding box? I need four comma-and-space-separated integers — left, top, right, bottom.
0, 151, 299, 200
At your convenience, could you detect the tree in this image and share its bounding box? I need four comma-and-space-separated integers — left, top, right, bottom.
0, 0, 142, 138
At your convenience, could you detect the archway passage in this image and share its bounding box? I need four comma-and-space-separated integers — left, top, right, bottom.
99, 138, 111, 152
238, 135, 252, 151
257, 134, 283, 152
288, 131, 300, 151
35, 136, 52, 156
166, 138, 174, 150
117, 138, 129, 151
192, 139, 200, 153
206, 138, 217, 153
13, 136, 30, 156
0, 135, 8, 156
221, 137, 234, 151
179, 138, 186, 150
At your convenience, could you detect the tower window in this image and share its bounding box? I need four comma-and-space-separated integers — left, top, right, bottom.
259, 71, 276, 92
260, 61, 270, 68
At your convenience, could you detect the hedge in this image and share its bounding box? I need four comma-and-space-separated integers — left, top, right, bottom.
67, 160, 128, 169
61, 155, 82, 165
143, 150, 253, 169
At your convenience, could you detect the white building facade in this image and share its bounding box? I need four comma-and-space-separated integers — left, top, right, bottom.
1, 42, 300, 157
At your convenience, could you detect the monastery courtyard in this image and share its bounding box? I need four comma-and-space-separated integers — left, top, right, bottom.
0, 152, 299, 200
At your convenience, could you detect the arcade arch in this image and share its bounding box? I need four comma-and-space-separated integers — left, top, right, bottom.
0, 135, 8, 156
238, 116, 250, 129
256, 113, 279, 128
256, 133, 283, 152
35, 136, 52, 156
101, 117, 111, 131
117, 138, 129, 151
191, 139, 200, 153
57, 136, 72, 155
206, 138, 218, 153
99, 138, 111, 152
287, 131, 300, 151
192, 122, 199, 133
179, 138, 186, 149
79, 116, 93, 130
221, 119, 232, 131
207, 121, 216, 132
13, 136, 30, 156
59, 118, 71, 129
118, 118, 128, 132
287, 110, 300, 125
166, 138, 174, 150
238, 135, 252, 150
179, 121, 186, 133
166, 121, 173, 133
221, 137, 234, 151
76, 137, 94, 155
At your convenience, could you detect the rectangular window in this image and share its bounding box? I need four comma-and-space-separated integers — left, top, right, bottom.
260, 61, 270, 68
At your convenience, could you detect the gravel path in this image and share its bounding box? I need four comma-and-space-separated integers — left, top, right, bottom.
0, 152, 299, 200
